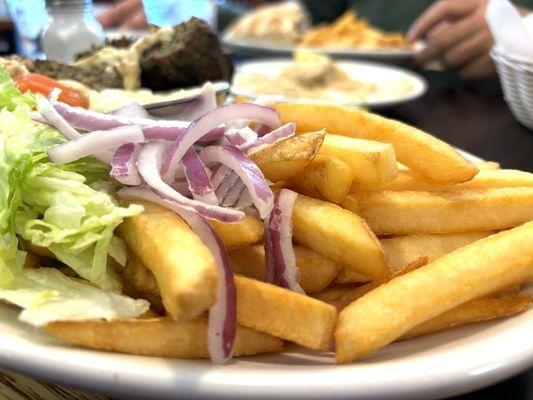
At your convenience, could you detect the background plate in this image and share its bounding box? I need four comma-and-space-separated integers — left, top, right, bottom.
232, 59, 427, 108
223, 36, 425, 61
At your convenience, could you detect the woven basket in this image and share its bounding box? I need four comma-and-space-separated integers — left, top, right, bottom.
491, 48, 533, 129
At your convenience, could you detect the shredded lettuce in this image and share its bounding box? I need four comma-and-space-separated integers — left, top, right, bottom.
0, 268, 149, 326
0, 67, 146, 324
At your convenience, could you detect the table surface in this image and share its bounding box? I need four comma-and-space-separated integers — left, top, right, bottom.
2, 71, 532, 399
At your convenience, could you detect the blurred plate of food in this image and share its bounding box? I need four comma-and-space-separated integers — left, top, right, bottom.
232, 52, 427, 108
223, 3, 424, 60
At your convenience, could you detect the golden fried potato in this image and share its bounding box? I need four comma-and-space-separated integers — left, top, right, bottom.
235, 276, 337, 350
251, 131, 325, 182
335, 222, 533, 363
119, 201, 217, 321
320, 134, 397, 184
475, 161, 500, 170
343, 188, 533, 235
228, 244, 339, 293
121, 254, 165, 315
288, 155, 353, 204
401, 295, 532, 340
311, 284, 363, 303
275, 103, 478, 183
209, 214, 263, 249
46, 318, 283, 358
351, 169, 533, 192
293, 194, 390, 280
380, 232, 493, 271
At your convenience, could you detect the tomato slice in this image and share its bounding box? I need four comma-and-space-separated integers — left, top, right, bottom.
15, 73, 89, 109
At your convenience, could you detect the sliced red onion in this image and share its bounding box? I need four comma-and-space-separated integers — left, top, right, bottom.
171, 179, 191, 196
225, 127, 258, 148
168, 82, 218, 122
111, 143, 142, 185
255, 124, 271, 137
36, 97, 81, 141
182, 147, 218, 205
161, 103, 281, 181
200, 145, 274, 218
264, 189, 303, 293
210, 165, 233, 191
245, 123, 296, 154
111, 102, 151, 119
236, 189, 254, 209
47, 125, 144, 165
136, 141, 244, 222
197, 126, 226, 143
29, 111, 49, 125
53, 102, 188, 141
242, 206, 260, 219
222, 181, 245, 207
117, 187, 236, 363
215, 172, 240, 203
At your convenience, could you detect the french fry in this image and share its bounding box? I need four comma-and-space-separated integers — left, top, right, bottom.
275, 103, 478, 183
343, 188, 533, 235
46, 318, 283, 358
331, 282, 381, 311
121, 254, 165, 314
209, 215, 263, 249
335, 222, 533, 363
119, 201, 217, 321
287, 155, 353, 204
476, 161, 500, 170
319, 134, 398, 184
292, 194, 390, 280
228, 244, 339, 293
250, 131, 325, 182
381, 232, 493, 271
235, 276, 337, 350
351, 169, 533, 192
311, 284, 362, 303
401, 295, 532, 340
335, 256, 427, 284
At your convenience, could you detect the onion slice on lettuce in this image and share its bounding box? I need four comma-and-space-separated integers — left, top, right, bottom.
47, 125, 144, 165
200, 145, 274, 218
111, 143, 142, 186
182, 147, 218, 205
117, 187, 236, 364
264, 189, 303, 293
52, 102, 188, 141
136, 141, 244, 222
161, 103, 281, 181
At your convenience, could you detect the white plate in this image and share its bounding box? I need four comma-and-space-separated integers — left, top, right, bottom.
0, 152, 532, 400
232, 59, 427, 108
223, 35, 425, 61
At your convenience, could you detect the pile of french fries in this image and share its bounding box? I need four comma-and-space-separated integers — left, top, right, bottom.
299, 11, 411, 50
47, 103, 533, 364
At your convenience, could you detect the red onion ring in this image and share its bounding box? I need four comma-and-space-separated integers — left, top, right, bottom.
264, 189, 304, 293
111, 143, 142, 185
136, 142, 244, 222
200, 145, 274, 218
182, 147, 218, 205
160, 103, 281, 181
47, 125, 144, 165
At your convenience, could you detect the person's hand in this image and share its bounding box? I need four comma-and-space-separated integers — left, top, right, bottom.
98, 0, 148, 30
408, 0, 496, 80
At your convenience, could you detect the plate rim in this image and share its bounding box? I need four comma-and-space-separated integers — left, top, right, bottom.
223, 34, 425, 60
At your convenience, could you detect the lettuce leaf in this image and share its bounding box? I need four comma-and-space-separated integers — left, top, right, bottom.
0, 67, 146, 323
0, 268, 149, 326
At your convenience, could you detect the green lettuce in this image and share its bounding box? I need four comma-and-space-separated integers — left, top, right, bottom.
0, 67, 146, 324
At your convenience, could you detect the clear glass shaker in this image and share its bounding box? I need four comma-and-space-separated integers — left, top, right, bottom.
41, 0, 105, 63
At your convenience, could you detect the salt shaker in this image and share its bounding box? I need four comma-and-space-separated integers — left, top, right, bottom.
42, 0, 105, 63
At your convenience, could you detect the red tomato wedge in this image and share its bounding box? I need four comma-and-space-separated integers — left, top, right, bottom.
15, 73, 89, 109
